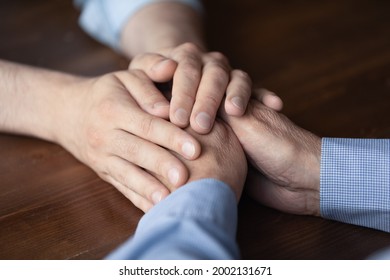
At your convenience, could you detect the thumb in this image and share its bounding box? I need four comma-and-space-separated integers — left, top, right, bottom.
130, 53, 177, 82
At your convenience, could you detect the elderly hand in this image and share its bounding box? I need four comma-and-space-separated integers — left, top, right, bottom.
221, 97, 321, 215
154, 118, 248, 201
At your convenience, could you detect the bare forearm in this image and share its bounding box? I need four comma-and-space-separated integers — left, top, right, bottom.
0, 59, 83, 143
120, 2, 205, 57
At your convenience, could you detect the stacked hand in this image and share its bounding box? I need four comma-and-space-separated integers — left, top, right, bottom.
155, 119, 248, 202
129, 43, 253, 133
128, 44, 303, 211
1, 1, 320, 217
221, 91, 321, 216
52, 43, 259, 212
56, 62, 320, 217
50, 41, 319, 215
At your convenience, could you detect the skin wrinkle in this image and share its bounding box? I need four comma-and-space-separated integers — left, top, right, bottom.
248, 102, 321, 192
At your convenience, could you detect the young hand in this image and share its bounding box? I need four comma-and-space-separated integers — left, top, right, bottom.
56, 70, 202, 212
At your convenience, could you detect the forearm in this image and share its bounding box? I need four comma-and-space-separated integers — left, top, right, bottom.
0, 59, 83, 143
120, 1, 205, 57
107, 179, 240, 260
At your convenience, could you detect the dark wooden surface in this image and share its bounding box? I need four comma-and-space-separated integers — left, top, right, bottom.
1, 0, 390, 260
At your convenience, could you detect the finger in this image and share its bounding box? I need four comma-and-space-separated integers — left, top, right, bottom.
169, 45, 202, 127
224, 69, 252, 116
115, 71, 169, 119
104, 174, 154, 213
129, 53, 177, 82
146, 169, 181, 193
108, 129, 190, 188
189, 53, 230, 134
253, 88, 283, 111
103, 76, 201, 160
116, 98, 201, 160
105, 156, 170, 205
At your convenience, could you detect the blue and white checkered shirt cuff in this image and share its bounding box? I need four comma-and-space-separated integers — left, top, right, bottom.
320, 138, 390, 232
75, 0, 203, 50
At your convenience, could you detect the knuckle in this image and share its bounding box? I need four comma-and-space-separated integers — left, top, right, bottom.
139, 117, 157, 139
174, 44, 201, 61
156, 158, 171, 178
146, 152, 174, 182
115, 171, 128, 188
229, 70, 252, 95
229, 81, 251, 97
125, 140, 140, 158
208, 51, 229, 64
180, 42, 201, 54
203, 92, 221, 109
233, 69, 252, 83
86, 126, 104, 149
97, 97, 117, 120
209, 66, 230, 86
203, 60, 230, 81
175, 90, 196, 108
169, 132, 186, 155
113, 133, 140, 157
181, 62, 201, 81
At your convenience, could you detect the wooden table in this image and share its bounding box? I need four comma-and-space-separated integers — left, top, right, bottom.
1, 0, 390, 259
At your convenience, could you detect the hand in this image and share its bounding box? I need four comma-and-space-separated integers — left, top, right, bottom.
252, 88, 283, 112
155, 119, 248, 201
220, 97, 321, 215
55, 70, 202, 212
129, 42, 253, 134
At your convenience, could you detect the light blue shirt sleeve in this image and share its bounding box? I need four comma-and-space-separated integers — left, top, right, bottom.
320, 138, 390, 232
74, 0, 203, 50
106, 178, 240, 260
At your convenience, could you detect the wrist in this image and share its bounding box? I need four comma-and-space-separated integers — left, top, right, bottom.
296, 134, 321, 215
120, 2, 205, 57
51, 76, 91, 150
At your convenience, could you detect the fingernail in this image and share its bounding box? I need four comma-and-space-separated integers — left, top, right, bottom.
174, 108, 189, 125
151, 191, 162, 205
231, 96, 244, 110
182, 141, 196, 158
195, 112, 211, 130
168, 167, 179, 186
